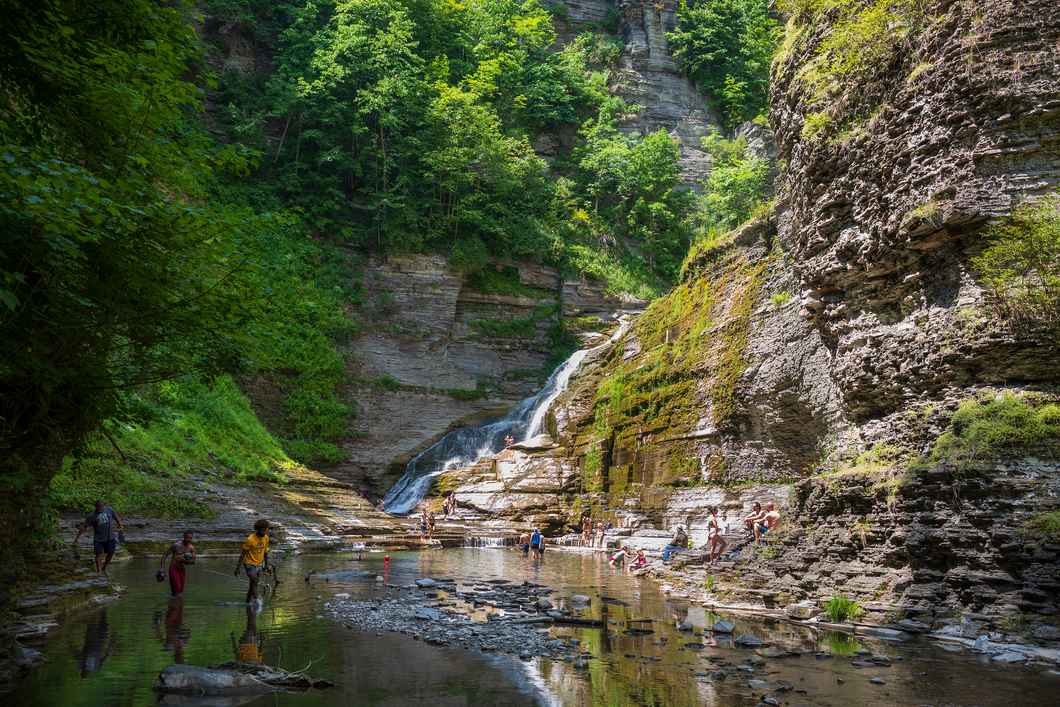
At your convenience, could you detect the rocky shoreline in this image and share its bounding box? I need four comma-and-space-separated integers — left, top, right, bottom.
325, 577, 597, 662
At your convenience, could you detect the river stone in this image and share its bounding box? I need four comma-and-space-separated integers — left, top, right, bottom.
711, 670, 725, 681
375, 576, 384, 582
415, 579, 437, 588
992, 652, 1026, 663
869, 678, 886, 685
853, 649, 872, 656
747, 679, 769, 688
414, 608, 438, 620
154, 664, 273, 695
536, 599, 552, 610
870, 655, 891, 665
973, 635, 990, 651
713, 621, 735, 634
333, 593, 350, 600
679, 621, 694, 632
571, 595, 591, 604
763, 699, 780, 707
734, 635, 766, 647
519, 651, 532, 660
574, 659, 589, 669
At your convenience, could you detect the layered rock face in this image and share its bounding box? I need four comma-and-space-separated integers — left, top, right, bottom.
446, 1, 1060, 628
550, 0, 719, 188
772, 0, 1060, 425
334, 255, 627, 493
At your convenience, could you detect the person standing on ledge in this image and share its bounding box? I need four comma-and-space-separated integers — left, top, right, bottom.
73, 500, 124, 575
235, 519, 270, 609
160, 530, 197, 598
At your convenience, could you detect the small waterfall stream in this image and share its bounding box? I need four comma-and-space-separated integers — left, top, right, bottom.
382, 320, 629, 515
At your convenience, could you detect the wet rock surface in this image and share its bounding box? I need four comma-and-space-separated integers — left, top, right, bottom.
327, 578, 589, 659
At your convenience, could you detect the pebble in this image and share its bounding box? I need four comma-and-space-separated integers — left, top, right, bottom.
870, 678, 886, 685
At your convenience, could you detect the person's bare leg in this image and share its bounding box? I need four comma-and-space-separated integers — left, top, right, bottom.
102, 553, 114, 575
95, 553, 103, 575
245, 572, 259, 603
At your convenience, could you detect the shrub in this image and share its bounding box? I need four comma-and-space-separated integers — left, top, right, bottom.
973, 194, 1060, 334
822, 592, 865, 623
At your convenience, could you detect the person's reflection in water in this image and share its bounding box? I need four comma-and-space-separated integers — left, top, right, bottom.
155, 598, 191, 663
77, 609, 117, 678
232, 605, 267, 663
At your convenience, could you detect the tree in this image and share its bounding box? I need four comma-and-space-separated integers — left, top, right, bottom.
0, 0, 278, 607
669, 0, 777, 128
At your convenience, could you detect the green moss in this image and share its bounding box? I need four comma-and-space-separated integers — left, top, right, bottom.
468, 317, 538, 340
466, 266, 551, 299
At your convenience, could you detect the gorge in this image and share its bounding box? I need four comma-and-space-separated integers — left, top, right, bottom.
2, 0, 1060, 700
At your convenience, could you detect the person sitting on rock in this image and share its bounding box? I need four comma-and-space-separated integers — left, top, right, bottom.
505, 435, 514, 447
627, 549, 647, 570
742, 502, 765, 538
755, 503, 781, 541
662, 526, 688, 562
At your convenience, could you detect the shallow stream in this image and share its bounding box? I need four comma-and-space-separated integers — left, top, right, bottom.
6, 549, 1051, 706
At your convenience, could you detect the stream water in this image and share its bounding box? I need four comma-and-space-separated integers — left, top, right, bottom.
383, 322, 629, 514
7, 549, 1051, 706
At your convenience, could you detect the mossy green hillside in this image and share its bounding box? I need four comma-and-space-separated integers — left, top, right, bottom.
572, 239, 768, 491
50, 377, 307, 519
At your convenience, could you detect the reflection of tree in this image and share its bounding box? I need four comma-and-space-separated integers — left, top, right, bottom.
155, 599, 191, 664
232, 605, 267, 663
77, 609, 117, 678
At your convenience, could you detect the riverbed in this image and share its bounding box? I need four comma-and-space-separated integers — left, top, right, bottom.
6, 548, 1052, 706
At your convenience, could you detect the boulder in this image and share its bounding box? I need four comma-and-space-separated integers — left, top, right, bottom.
536, 598, 552, 610
679, 621, 694, 632
571, 595, 591, 604
415, 579, 437, 588
734, 634, 766, 647
785, 601, 821, 620
154, 665, 274, 695
712, 621, 735, 634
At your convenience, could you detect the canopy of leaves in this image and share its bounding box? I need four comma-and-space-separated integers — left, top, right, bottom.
669, 0, 778, 127
204, 0, 692, 287
0, 0, 283, 447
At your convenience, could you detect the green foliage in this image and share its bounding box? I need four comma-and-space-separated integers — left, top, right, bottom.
467, 266, 550, 298
469, 317, 538, 341
927, 391, 1060, 470
779, 0, 929, 125
696, 132, 771, 232
371, 375, 405, 391
1027, 511, 1060, 538
0, 0, 283, 454
770, 292, 790, 307
49, 375, 306, 517
973, 195, 1060, 334
822, 592, 865, 623
669, 0, 778, 127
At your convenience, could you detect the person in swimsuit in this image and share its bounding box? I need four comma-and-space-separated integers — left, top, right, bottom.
519, 531, 530, 555
419, 507, 428, 541
596, 522, 605, 548
627, 549, 647, 570
427, 511, 436, 540
742, 502, 765, 538
756, 503, 781, 541
609, 546, 630, 567
581, 517, 592, 547
530, 528, 542, 560
707, 507, 726, 564
160, 530, 197, 598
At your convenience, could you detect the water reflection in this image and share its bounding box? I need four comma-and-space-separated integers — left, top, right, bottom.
8, 549, 1053, 707
76, 609, 117, 678
156, 599, 190, 664
233, 605, 266, 663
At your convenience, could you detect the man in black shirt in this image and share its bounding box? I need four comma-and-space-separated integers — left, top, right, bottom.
73, 500, 124, 575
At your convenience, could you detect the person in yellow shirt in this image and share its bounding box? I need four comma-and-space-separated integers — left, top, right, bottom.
234, 519, 270, 608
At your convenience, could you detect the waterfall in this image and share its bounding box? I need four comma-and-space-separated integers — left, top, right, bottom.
382, 319, 629, 515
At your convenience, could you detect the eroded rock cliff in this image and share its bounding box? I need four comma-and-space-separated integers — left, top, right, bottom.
444, 0, 1060, 632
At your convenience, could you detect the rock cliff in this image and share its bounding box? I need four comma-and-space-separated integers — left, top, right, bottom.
334, 255, 629, 494
444, 0, 1060, 634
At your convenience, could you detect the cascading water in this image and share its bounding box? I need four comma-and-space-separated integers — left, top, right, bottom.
382, 319, 629, 515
